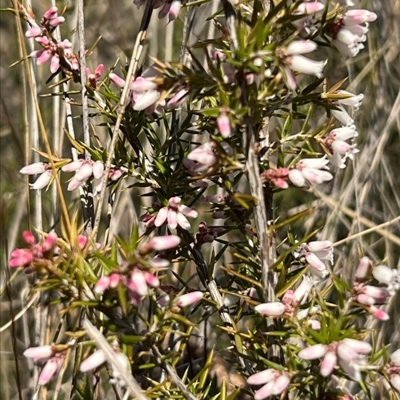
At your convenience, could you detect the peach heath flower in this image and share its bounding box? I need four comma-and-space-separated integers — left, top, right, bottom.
255, 277, 314, 318
9, 231, 58, 272
248, 369, 290, 400
86, 64, 104, 89
278, 40, 325, 90
292, 2, 324, 36
326, 9, 377, 59
175, 291, 203, 307
24, 345, 64, 385
288, 157, 333, 188
217, 111, 231, 138
154, 196, 198, 230
62, 159, 105, 191
385, 349, 400, 393
298, 338, 372, 381
20, 162, 53, 190
261, 167, 290, 189
295, 240, 333, 279
372, 264, 400, 295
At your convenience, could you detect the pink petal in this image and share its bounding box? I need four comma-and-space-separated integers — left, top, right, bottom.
178, 205, 198, 219
247, 369, 276, 385
320, 351, 337, 377
130, 269, 148, 296
154, 207, 168, 227
133, 90, 161, 111
31, 171, 52, 190
92, 161, 104, 179
23, 345, 53, 363
175, 291, 203, 307
94, 276, 111, 294
272, 374, 290, 395
255, 302, 286, 316
148, 235, 181, 251
254, 381, 274, 400
38, 356, 63, 385
80, 350, 106, 372
37, 50, 52, 66
298, 344, 327, 360
109, 73, 126, 88
167, 209, 178, 229
20, 162, 46, 175
176, 213, 191, 230
143, 271, 160, 288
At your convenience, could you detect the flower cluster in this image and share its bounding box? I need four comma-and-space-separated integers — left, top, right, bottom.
25, 7, 79, 74
288, 157, 333, 188
247, 369, 290, 400
298, 338, 372, 381
9, 231, 57, 273
24, 346, 65, 385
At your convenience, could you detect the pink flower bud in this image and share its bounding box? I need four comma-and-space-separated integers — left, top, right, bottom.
109, 273, 121, 288
131, 77, 158, 92
361, 286, 390, 303
37, 49, 52, 66
109, 73, 126, 88
43, 6, 58, 20
143, 271, 160, 288
20, 162, 47, 175
217, 112, 231, 138
49, 16, 65, 27
26, 27, 42, 38
130, 269, 148, 296
369, 305, 390, 321
298, 344, 327, 360
255, 302, 286, 316
147, 235, 181, 251
320, 351, 337, 377
23, 231, 36, 246
355, 257, 370, 280
133, 90, 161, 111
31, 171, 52, 190
80, 349, 107, 372
23, 345, 53, 363
287, 40, 318, 55
94, 276, 111, 294
341, 338, 372, 354
42, 232, 57, 252
248, 369, 276, 385
92, 161, 104, 180
39, 355, 64, 385
272, 374, 290, 395
168, 0, 181, 22
175, 291, 203, 307
62, 160, 83, 172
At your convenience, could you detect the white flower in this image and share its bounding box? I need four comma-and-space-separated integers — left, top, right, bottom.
372, 265, 399, 295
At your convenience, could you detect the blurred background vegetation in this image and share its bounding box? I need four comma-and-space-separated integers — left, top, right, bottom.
1, 1, 399, 399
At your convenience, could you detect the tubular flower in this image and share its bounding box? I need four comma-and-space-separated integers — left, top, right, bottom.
288, 157, 333, 188
295, 240, 333, 279
326, 9, 377, 59
278, 40, 325, 90
9, 231, 58, 272
154, 196, 198, 230
62, 159, 105, 192
20, 162, 53, 190
372, 265, 400, 295
298, 339, 372, 380
255, 277, 314, 318
385, 349, 400, 393
248, 369, 290, 399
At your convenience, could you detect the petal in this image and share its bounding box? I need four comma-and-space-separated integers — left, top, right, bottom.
179, 205, 198, 219
133, 90, 161, 111
80, 350, 107, 372
154, 207, 168, 227
167, 209, 178, 229
298, 344, 327, 360
177, 213, 191, 230
320, 351, 337, 377
175, 291, 203, 307
255, 302, 286, 316
247, 369, 276, 385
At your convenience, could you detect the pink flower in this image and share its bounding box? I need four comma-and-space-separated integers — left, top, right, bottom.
38, 354, 64, 385
154, 196, 198, 230
279, 40, 325, 89
298, 339, 371, 380
386, 349, 400, 392
147, 235, 181, 251
372, 265, 399, 295
288, 157, 332, 188
217, 111, 231, 138
175, 291, 203, 307
86, 64, 104, 89
20, 162, 53, 190
327, 9, 377, 59
248, 369, 290, 399
23, 345, 53, 363
62, 159, 105, 192
9, 231, 57, 270
255, 277, 314, 318
185, 143, 219, 174
80, 349, 107, 372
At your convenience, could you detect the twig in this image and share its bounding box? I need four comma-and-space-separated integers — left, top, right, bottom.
91, 0, 155, 242
151, 345, 197, 400
178, 228, 253, 375
77, 0, 95, 234
82, 319, 149, 400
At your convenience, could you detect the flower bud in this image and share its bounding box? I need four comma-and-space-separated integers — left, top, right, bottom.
175, 291, 203, 307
